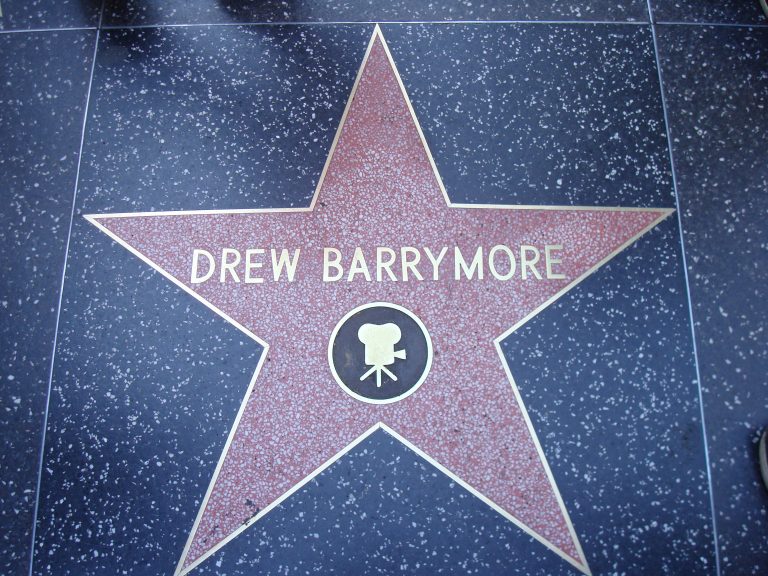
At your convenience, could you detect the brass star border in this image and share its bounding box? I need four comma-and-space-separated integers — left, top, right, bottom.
86, 26, 673, 576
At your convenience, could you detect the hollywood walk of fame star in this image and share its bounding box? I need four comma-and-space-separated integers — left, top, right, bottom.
86, 26, 672, 576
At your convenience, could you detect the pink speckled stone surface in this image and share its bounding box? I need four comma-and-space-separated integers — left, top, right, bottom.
92, 36, 668, 573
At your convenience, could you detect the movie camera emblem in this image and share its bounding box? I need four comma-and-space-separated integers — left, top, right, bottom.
328, 302, 432, 404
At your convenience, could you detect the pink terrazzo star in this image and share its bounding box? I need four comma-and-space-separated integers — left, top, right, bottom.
87, 27, 672, 576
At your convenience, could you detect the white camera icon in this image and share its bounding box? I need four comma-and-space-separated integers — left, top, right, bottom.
357, 322, 407, 387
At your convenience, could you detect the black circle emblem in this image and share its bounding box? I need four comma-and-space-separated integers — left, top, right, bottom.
328, 302, 432, 404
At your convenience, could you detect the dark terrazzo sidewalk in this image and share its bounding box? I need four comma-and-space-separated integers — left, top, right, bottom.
1, 1, 766, 575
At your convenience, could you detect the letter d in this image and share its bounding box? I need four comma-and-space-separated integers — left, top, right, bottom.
191, 249, 215, 284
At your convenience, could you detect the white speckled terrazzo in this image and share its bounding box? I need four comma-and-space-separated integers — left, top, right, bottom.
1, 6, 765, 576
